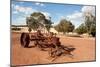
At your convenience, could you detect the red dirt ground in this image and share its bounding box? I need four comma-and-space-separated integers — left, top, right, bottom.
11, 32, 96, 66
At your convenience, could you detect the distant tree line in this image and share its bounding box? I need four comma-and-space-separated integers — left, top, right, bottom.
75, 13, 96, 37
26, 12, 96, 37
12, 27, 21, 31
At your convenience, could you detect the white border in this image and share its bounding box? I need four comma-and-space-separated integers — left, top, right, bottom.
0, 0, 99, 67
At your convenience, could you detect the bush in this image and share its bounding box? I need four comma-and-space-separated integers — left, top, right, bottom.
12, 27, 21, 31
75, 23, 87, 34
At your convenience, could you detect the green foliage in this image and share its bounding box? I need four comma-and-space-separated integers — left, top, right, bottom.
90, 25, 96, 37
44, 18, 52, 32
26, 17, 39, 30
26, 12, 52, 32
31, 12, 45, 21
12, 27, 21, 31
75, 13, 96, 37
84, 13, 96, 36
54, 19, 74, 34
75, 23, 87, 34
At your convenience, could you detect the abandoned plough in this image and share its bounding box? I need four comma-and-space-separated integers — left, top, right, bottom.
20, 30, 75, 61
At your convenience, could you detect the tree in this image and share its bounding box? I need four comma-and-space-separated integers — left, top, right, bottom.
26, 17, 39, 31
84, 13, 96, 37
44, 17, 52, 32
75, 23, 87, 34
90, 25, 96, 37
26, 12, 52, 32
54, 19, 74, 34
54, 24, 61, 34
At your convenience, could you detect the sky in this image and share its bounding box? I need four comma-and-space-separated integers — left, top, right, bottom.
11, 1, 95, 28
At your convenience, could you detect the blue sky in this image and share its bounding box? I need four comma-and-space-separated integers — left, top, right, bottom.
11, 1, 95, 28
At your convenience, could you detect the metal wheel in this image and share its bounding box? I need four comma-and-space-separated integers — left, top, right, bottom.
20, 32, 30, 47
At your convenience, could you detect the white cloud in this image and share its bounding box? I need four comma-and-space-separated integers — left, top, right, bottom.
35, 2, 44, 6
65, 6, 95, 28
12, 5, 37, 25
81, 6, 95, 16
35, 2, 40, 5
12, 4, 14, 8
19, 2, 24, 4
40, 4, 44, 6
59, 16, 66, 19
13, 11, 18, 14
13, 5, 37, 15
67, 12, 83, 20
66, 11, 84, 28
12, 16, 26, 25
12, 5, 50, 25
12, 11, 51, 25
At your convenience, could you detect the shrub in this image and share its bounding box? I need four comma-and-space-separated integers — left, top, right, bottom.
12, 27, 21, 31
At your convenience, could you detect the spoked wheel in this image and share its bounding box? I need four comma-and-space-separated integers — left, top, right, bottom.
20, 32, 30, 47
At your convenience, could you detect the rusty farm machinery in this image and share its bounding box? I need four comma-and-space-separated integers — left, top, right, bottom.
20, 30, 75, 61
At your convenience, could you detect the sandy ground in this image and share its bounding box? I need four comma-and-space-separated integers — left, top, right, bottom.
11, 32, 96, 66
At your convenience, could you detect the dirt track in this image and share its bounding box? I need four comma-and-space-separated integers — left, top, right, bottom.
11, 32, 96, 66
